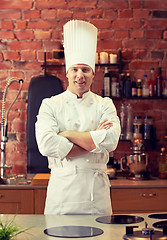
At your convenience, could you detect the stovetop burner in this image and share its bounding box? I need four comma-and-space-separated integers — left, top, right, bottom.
123, 222, 167, 240
96, 215, 144, 224
153, 220, 167, 230
148, 213, 167, 219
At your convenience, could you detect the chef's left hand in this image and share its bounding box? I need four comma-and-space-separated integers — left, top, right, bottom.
97, 119, 113, 130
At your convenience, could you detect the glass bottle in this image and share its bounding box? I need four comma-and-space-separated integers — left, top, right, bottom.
120, 103, 126, 140
143, 116, 153, 140
163, 78, 167, 97
142, 74, 149, 98
149, 68, 156, 97
111, 77, 117, 97
103, 67, 111, 97
131, 77, 137, 98
137, 79, 142, 98
156, 67, 163, 98
124, 73, 131, 98
158, 147, 167, 179
120, 73, 125, 98
126, 103, 133, 140
133, 116, 143, 139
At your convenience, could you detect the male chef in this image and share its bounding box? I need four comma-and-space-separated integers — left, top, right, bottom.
35, 20, 121, 215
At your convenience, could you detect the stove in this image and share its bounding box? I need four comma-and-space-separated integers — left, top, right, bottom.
123, 222, 167, 240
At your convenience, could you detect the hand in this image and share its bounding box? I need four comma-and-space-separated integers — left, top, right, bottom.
97, 119, 113, 130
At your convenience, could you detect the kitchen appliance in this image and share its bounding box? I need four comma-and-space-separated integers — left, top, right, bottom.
123, 222, 167, 240
96, 215, 144, 224
44, 226, 103, 238
121, 138, 150, 180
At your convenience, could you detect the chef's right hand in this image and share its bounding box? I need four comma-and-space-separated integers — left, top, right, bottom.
97, 119, 113, 130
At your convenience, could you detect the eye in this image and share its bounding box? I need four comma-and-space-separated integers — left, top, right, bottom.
72, 68, 78, 72
82, 68, 90, 73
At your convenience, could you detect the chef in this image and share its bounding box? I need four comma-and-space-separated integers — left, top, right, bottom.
35, 20, 121, 215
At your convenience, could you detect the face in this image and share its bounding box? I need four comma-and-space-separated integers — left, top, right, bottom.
66, 64, 95, 98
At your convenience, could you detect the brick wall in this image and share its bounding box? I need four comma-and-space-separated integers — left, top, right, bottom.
0, 0, 167, 175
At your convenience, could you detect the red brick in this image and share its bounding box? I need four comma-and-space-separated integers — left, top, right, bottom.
57, 9, 72, 19
0, 10, 21, 19
133, 9, 149, 18
115, 30, 129, 39
97, 39, 122, 50
13, 61, 41, 71
99, 30, 114, 40
87, 9, 103, 18
15, 30, 34, 40
15, 20, 27, 29
3, 51, 20, 61
8, 41, 42, 50
28, 20, 53, 29
134, 50, 148, 59
0, 31, 14, 39
10, 71, 25, 80
122, 49, 133, 60
119, 9, 133, 18
43, 40, 63, 51
0, 0, 33, 9
41, 9, 56, 19
146, 30, 162, 39
23, 10, 40, 19
98, 0, 128, 9
129, 60, 158, 70
0, 61, 11, 69
112, 19, 141, 29
130, 30, 144, 39
144, 1, 167, 10
145, 20, 167, 29
163, 30, 167, 40
0, 70, 8, 81
68, 0, 96, 8
73, 11, 87, 19
1, 21, 14, 29
52, 30, 64, 39
35, 0, 67, 9
130, 0, 142, 8
103, 9, 118, 19
154, 40, 167, 50
123, 39, 153, 49
0, 51, 3, 60
91, 19, 112, 29
21, 50, 36, 61
34, 30, 52, 40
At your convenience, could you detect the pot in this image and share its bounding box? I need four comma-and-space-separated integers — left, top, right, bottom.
121, 153, 149, 174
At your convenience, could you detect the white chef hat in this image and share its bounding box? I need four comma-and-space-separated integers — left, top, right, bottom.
63, 20, 97, 72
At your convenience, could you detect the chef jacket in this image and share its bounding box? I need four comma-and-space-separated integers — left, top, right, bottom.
35, 89, 121, 215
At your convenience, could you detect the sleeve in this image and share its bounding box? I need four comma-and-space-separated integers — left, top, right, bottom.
35, 98, 73, 160
90, 97, 121, 153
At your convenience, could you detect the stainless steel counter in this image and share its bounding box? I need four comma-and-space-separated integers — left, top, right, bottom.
0, 213, 165, 240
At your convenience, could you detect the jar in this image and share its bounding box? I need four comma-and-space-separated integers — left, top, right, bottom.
133, 116, 142, 139
143, 116, 153, 140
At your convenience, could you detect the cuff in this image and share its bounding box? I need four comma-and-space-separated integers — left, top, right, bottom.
58, 137, 73, 159
90, 129, 107, 153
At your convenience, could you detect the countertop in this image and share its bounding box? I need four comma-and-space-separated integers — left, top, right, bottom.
0, 213, 165, 240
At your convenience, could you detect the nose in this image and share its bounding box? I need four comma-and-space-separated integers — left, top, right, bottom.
76, 69, 84, 79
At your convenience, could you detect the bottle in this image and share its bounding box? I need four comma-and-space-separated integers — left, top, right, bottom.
124, 73, 131, 98
158, 147, 167, 179
163, 78, 167, 97
103, 67, 111, 97
119, 73, 125, 97
142, 74, 149, 97
133, 116, 143, 139
111, 77, 117, 97
156, 67, 163, 98
131, 77, 137, 98
120, 103, 126, 140
137, 79, 142, 98
143, 116, 153, 140
126, 103, 133, 140
149, 68, 156, 97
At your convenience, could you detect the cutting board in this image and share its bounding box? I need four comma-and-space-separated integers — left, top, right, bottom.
32, 173, 50, 186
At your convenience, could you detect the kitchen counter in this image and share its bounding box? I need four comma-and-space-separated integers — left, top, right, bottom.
0, 213, 165, 240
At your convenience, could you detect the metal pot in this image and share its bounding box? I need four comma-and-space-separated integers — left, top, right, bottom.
121, 153, 149, 174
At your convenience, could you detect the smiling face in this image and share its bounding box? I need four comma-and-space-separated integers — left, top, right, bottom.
66, 64, 95, 98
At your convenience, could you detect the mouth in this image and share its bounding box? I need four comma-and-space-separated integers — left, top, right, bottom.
75, 81, 85, 86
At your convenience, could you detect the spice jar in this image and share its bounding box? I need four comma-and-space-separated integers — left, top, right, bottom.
133, 116, 142, 139
143, 116, 153, 140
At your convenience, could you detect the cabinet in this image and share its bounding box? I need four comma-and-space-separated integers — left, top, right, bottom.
34, 189, 47, 214
0, 189, 34, 214
111, 187, 167, 214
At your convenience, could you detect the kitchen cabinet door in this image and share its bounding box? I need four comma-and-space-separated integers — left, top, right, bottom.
0, 189, 34, 214
111, 188, 167, 213
34, 189, 47, 214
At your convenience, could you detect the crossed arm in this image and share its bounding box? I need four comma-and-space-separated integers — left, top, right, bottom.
58, 120, 113, 158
